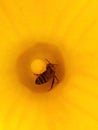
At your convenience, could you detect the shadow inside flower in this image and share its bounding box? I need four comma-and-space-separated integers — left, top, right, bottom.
16, 42, 66, 92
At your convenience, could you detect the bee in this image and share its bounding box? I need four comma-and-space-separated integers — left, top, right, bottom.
34, 59, 59, 90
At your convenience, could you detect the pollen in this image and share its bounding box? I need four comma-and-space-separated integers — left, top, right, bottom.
30, 59, 46, 74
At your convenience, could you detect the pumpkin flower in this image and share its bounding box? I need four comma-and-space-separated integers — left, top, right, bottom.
0, 0, 98, 130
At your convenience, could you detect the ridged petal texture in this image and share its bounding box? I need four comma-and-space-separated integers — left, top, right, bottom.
0, 0, 98, 130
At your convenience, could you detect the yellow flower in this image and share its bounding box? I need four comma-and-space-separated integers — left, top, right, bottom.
0, 0, 98, 130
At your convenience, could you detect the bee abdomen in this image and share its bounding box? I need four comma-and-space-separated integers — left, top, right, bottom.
35, 74, 47, 85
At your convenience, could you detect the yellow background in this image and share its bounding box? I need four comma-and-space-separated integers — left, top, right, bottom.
0, 0, 98, 130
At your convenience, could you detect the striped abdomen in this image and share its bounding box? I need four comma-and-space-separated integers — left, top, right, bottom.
35, 65, 55, 85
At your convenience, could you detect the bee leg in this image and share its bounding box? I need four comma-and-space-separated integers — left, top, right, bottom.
49, 77, 55, 90
45, 59, 57, 65
45, 58, 50, 63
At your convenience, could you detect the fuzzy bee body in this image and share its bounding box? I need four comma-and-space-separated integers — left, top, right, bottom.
35, 62, 58, 89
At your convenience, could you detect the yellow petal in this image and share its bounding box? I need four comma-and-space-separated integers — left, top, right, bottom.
0, 0, 98, 130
